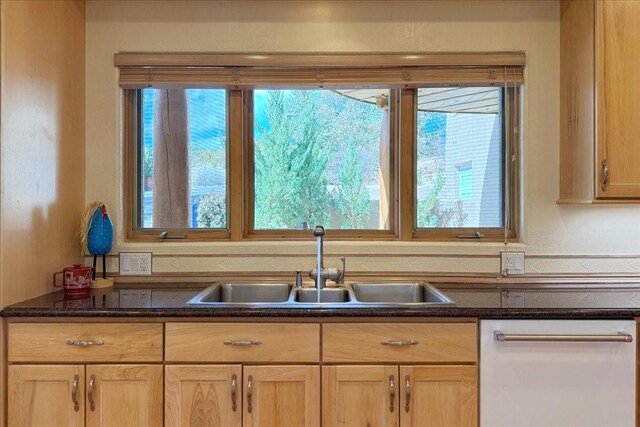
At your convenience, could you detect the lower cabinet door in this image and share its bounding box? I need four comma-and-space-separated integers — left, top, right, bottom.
85, 364, 163, 427
323, 365, 399, 427
165, 365, 242, 427
243, 365, 320, 427
400, 366, 477, 427
8, 365, 85, 427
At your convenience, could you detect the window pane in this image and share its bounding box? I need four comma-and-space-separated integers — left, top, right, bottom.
416, 87, 503, 228
253, 89, 391, 230
140, 89, 227, 229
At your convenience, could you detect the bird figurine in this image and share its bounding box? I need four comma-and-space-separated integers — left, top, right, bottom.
80, 201, 114, 287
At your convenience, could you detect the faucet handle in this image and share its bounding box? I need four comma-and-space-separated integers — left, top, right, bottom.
295, 270, 303, 288
312, 225, 325, 237
337, 257, 346, 284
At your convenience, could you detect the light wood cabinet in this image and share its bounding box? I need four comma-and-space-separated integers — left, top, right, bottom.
8, 365, 85, 427
7, 323, 164, 427
243, 366, 320, 427
323, 366, 399, 427
164, 365, 320, 427
165, 365, 242, 427
323, 323, 477, 363
595, 0, 640, 198
323, 365, 477, 427
8, 364, 163, 427
165, 323, 319, 363
400, 366, 477, 427
8, 323, 163, 363
6, 320, 477, 427
85, 365, 163, 427
559, 0, 640, 202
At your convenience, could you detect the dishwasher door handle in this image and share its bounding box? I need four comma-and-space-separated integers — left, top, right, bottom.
495, 331, 633, 343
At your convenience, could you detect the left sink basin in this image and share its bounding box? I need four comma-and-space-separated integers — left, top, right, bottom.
187, 283, 292, 305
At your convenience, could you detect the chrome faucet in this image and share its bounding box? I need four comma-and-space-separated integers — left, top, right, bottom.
313, 225, 325, 291
309, 225, 345, 292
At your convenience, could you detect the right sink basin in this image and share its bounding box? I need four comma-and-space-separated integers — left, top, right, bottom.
350, 282, 455, 305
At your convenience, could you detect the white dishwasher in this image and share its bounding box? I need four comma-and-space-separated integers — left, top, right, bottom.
480, 319, 636, 427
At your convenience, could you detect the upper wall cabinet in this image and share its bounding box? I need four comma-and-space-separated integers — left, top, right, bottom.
559, 0, 640, 203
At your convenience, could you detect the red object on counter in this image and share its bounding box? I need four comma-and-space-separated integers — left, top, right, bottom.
53, 264, 92, 298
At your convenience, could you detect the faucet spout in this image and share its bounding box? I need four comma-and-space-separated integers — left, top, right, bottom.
313, 225, 325, 296
308, 226, 346, 302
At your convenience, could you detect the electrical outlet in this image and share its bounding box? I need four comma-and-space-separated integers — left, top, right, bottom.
119, 252, 152, 276
500, 251, 525, 275
502, 291, 525, 308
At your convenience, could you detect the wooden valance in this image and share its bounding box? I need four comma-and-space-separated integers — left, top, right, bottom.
115, 52, 525, 89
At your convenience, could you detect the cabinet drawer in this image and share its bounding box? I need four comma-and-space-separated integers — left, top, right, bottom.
323, 323, 477, 363
8, 323, 163, 362
165, 323, 320, 363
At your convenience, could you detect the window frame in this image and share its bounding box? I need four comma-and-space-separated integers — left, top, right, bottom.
242, 89, 401, 240
123, 89, 233, 241
406, 86, 520, 241
121, 54, 521, 243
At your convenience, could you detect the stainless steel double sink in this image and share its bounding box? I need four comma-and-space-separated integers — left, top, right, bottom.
187, 282, 455, 307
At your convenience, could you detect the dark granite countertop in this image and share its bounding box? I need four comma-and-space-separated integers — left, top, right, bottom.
2, 286, 640, 319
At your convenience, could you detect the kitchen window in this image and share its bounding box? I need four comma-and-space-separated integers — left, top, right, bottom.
140, 89, 227, 229
248, 88, 394, 238
119, 53, 522, 241
416, 87, 505, 231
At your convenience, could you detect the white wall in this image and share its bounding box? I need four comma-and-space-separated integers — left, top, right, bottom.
85, 0, 640, 275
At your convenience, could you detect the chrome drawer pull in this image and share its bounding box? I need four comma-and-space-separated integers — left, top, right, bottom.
404, 374, 411, 413
71, 374, 80, 412
380, 339, 418, 347
231, 374, 237, 411
601, 159, 609, 191
389, 375, 395, 413
224, 339, 262, 346
66, 339, 104, 347
495, 331, 633, 343
247, 375, 253, 413
88, 374, 96, 411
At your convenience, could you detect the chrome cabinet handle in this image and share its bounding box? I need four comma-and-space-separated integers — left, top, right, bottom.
71, 374, 80, 412
380, 339, 418, 347
247, 375, 253, 413
404, 374, 411, 413
601, 159, 609, 191
495, 331, 633, 343
224, 339, 262, 346
66, 339, 104, 347
88, 374, 96, 411
231, 374, 237, 411
389, 375, 395, 413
